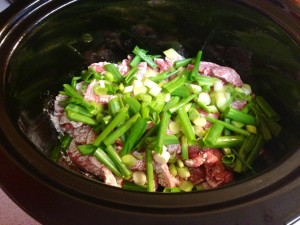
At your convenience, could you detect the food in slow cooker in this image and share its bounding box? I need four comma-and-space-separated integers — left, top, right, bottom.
51, 46, 281, 192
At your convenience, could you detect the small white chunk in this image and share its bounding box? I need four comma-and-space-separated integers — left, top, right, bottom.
215, 92, 227, 109
133, 171, 147, 185
242, 84, 252, 95
169, 121, 181, 134
148, 85, 162, 97
145, 69, 158, 78
153, 146, 170, 164
163, 48, 181, 60
99, 80, 105, 88
213, 80, 224, 91
193, 117, 207, 127
164, 93, 171, 102
189, 84, 202, 94
198, 92, 211, 105
123, 85, 133, 93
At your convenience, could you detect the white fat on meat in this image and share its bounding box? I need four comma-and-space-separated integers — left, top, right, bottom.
67, 125, 121, 187
51, 94, 82, 133
89, 61, 109, 73
199, 61, 243, 87
117, 58, 131, 75
84, 80, 114, 105
154, 162, 179, 188
187, 61, 243, 87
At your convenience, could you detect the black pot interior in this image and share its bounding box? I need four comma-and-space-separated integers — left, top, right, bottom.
2, 0, 300, 195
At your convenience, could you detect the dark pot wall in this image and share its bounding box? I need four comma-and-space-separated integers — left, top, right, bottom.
0, 1, 300, 225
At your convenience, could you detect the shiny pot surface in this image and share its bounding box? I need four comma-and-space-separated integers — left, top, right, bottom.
0, 0, 300, 224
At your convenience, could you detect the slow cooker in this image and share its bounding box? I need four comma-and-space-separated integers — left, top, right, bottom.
0, 0, 300, 224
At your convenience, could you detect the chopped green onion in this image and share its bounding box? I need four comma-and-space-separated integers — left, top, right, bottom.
174, 58, 193, 68
224, 107, 257, 125
51, 134, 72, 161
177, 107, 196, 143
105, 145, 132, 179
255, 96, 280, 121
108, 97, 121, 116
121, 154, 137, 167
163, 187, 181, 193
122, 181, 147, 192
66, 111, 98, 126
210, 135, 244, 148
77, 144, 97, 155
190, 50, 202, 81
124, 67, 139, 84
130, 48, 146, 67
163, 70, 190, 94
132, 126, 156, 152
164, 96, 181, 111
146, 149, 155, 192
206, 116, 251, 136
103, 113, 140, 146
203, 122, 224, 146
65, 103, 94, 118
244, 133, 265, 171
169, 94, 197, 113
93, 148, 123, 177
104, 63, 123, 82
123, 94, 141, 114
133, 46, 157, 69
181, 136, 189, 160
179, 180, 193, 192
120, 117, 148, 156
93, 106, 129, 146
155, 111, 171, 154
222, 154, 235, 166
233, 134, 259, 173
171, 85, 191, 97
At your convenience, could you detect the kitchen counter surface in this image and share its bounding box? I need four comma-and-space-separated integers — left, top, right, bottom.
0, 188, 40, 225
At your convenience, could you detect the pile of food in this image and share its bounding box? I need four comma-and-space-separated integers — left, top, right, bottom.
51, 46, 281, 192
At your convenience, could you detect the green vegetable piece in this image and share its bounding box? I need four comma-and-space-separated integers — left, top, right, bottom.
67, 111, 98, 126
123, 94, 141, 114
120, 117, 148, 156
155, 111, 172, 154
65, 103, 94, 118
203, 122, 224, 146
177, 108, 196, 143
93, 106, 129, 146
163, 70, 190, 93
174, 58, 193, 68
51, 135, 72, 161
181, 136, 189, 160
169, 94, 197, 113
233, 134, 259, 173
190, 50, 202, 81
104, 63, 123, 82
133, 46, 157, 69
108, 97, 121, 116
105, 145, 132, 179
206, 116, 251, 136
146, 149, 155, 192
103, 113, 140, 146
122, 181, 147, 192
255, 96, 280, 121
212, 135, 244, 148
224, 107, 257, 125
222, 154, 236, 166
93, 148, 123, 177
77, 144, 97, 155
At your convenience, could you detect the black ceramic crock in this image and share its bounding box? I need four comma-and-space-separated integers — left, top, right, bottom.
0, 0, 300, 224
